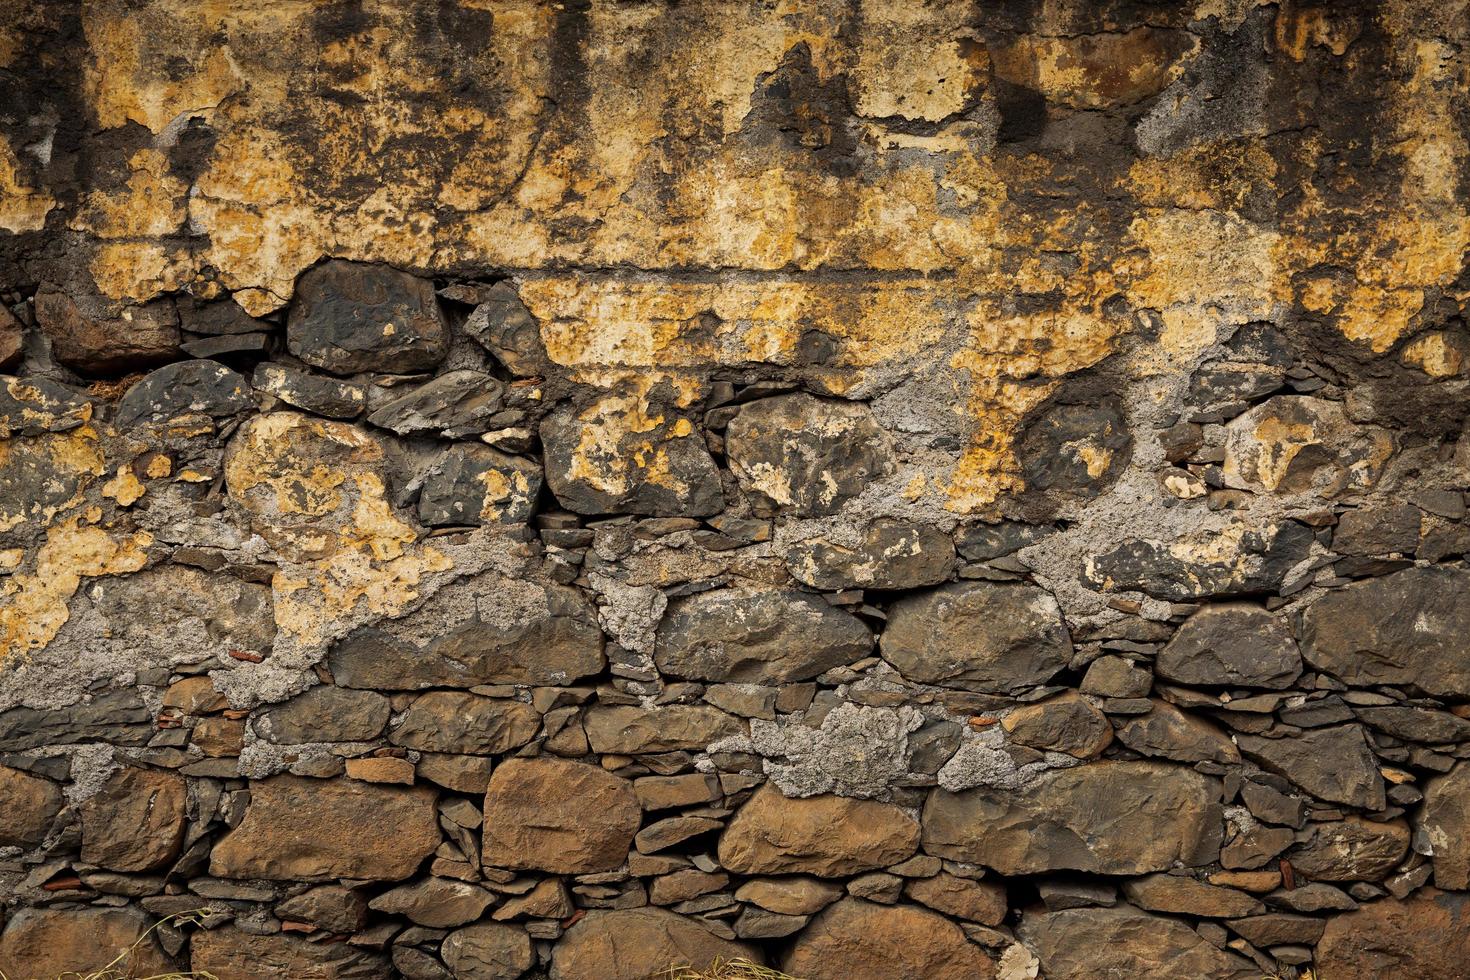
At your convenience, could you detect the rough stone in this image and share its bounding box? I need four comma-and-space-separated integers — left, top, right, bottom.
1001, 691, 1113, 759
1316, 889, 1470, 980
1334, 503, 1423, 555
1287, 816, 1411, 882
655, 587, 872, 684
481, 758, 640, 873
417, 445, 542, 526
1017, 906, 1256, 979
441, 922, 536, 980
1018, 398, 1132, 502
552, 908, 763, 980
0, 764, 63, 847
463, 282, 548, 377
734, 876, 844, 915
0, 303, 21, 370
541, 396, 722, 516
922, 761, 1221, 875
79, 766, 187, 872
34, 288, 179, 374
1301, 567, 1470, 697
367, 370, 504, 437
287, 260, 448, 374
781, 899, 996, 980
368, 877, 495, 928
1236, 726, 1385, 810
1115, 701, 1240, 764
275, 885, 369, 933
389, 691, 540, 755
719, 784, 920, 877
0, 908, 177, 978
190, 926, 388, 979
1222, 396, 1393, 496
1084, 520, 1314, 601
1355, 706, 1470, 744
114, 358, 252, 430
252, 686, 390, 744
253, 362, 367, 419
210, 775, 439, 880
1120, 874, 1264, 917
1422, 763, 1470, 889
784, 518, 956, 590
881, 582, 1072, 692
0, 690, 152, 751
330, 574, 605, 689
903, 872, 1007, 925
1156, 604, 1301, 689
583, 704, 743, 755
725, 393, 894, 517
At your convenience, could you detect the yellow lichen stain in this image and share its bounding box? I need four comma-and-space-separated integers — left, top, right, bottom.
1234, 414, 1318, 492
71, 149, 188, 238
0, 425, 107, 533
476, 468, 528, 522
0, 513, 153, 658
1401, 332, 1465, 377
990, 28, 1198, 110
271, 545, 453, 646
0, 137, 54, 233
0, 379, 95, 438
101, 464, 146, 506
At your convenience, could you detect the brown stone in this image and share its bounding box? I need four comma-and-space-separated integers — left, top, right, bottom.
344, 755, 415, 784
1001, 691, 1113, 758
781, 899, 996, 980
162, 675, 229, 715
191, 926, 388, 979
1423, 762, 1470, 889
733, 876, 844, 915
253, 685, 390, 743
1316, 889, 1470, 980
634, 773, 722, 810
0, 303, 21, 370
389, 691, 541, 754
0, 907, 177, 979
0, 764, 63, 847
922, 761, 1221, 875
1224, 913, 1325, 946
274, 885, 369, 933
193, 714, 246, 756
417, 753, 497, 794
368, 877, 495, 927
442, 922, 536, 980
210, 775, 439, 880
1237, 725, 1385, 810
1287, 816, 1411, 882
551, 908, 763, 980
718, 783, 920, 877
881, 582, 1073, 693
583, 703, 743, 754
1018, 906, 1256, 979
492, 877, 573, 920
1115, 701, 1240, 764
481, 758, 640, 873
80, 766, 187, 872
34, 287, 179, 374
904, 872, 1008, 925
1120, 873, 1264, 917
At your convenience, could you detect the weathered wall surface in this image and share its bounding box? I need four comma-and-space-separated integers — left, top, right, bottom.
3, 0, 1470, 977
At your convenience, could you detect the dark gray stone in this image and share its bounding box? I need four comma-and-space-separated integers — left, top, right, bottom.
1353, 706, 1470, 744
1084, 520, 1313, 601
1237, 725, 1385, 810
541, 400, 723, 517
178, 297, 272, 336
252, 363, 366, 419
1302, 567, 1470, 697
366, 370, 505, 437
1334, 503, 1422, 556
330, 575, 604, 689
1019, 398, 1132, 500
954, 521, 1052, 561
464, 282, 548, 377
287, 260, 447, 375
0, 690, 152, 751
417, 445, 541, 526
1287, 816, 1410, 882
656, 587, 873, 684
0, 377, 92, 436
785, 519, 955, 590
252, 686, 390, 744
114, 359, 251, 428
725, 393, 893, 517
1156, 604, 1301, 689
881, 582, 1071, 692
1116, 701, 1240, 765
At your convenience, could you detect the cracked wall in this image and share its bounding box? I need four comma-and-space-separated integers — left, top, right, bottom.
3, 1, 1470, 978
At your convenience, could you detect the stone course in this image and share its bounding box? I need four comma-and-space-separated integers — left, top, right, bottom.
4, 3, 1470, 978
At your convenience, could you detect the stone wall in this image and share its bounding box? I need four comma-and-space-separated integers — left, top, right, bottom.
3, 1, 1470, 978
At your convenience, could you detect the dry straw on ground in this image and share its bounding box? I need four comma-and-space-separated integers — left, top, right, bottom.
660, 960, 800, 980
0, 912, 218, 980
